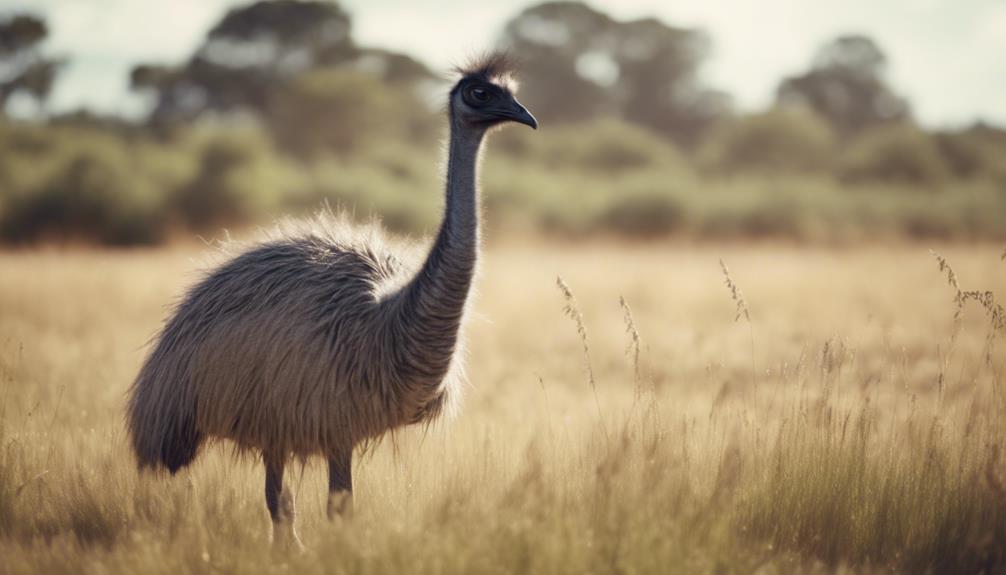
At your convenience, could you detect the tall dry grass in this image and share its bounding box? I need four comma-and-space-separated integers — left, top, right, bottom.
0, 243, 1004, 573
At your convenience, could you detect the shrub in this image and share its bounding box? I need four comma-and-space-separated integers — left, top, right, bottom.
1, 139, 165, 245
0, 113, 1002, 246
291, 149, 441, 236
595, 181, 687, 237
839, 124, 950, 188
267, 69, 435, 158
701, 108, 836, 175
172, 129, 288, 231
935, 124, 1006, 183
496, 118, 687, 174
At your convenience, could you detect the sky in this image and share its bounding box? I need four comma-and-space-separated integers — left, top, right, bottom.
3, 0, 1004, 127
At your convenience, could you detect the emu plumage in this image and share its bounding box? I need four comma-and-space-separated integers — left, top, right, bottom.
125, 52, 536, 547
128, 221, 455, 469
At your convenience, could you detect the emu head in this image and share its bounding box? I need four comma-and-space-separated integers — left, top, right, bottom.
449, 52, 537, 131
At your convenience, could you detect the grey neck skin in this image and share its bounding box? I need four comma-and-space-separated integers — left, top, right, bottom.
383, 112, 486, 386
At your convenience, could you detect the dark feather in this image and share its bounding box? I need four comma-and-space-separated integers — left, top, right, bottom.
453, 51, 518, 79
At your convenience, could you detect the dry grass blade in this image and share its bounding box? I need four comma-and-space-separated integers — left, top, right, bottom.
930, 250, 965, 322
555, 276, 607, 439
931, 250, 961, 290
965, 290, 1006, 364
556, 276, 597, 392
719, 259, 750, 323
14, 470, 49, 497
986, 444, 1005, 496
4, 246, 1006, 573
719, 259, 758, 388
931, 250, 1006, 364
619, 296, 642, 386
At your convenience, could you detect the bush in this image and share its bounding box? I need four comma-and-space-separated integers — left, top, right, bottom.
839, 124, 950, 188
172, 129, 289, 231
596, 185, 686, 237
700, 108, 836, 175
268, 69, 436, 158
494, 118, 687, 174
1, 139, 164, 245
935, 124, 1006, 183
0, 113, 1002, 246
289, 147, 441, 236
0, 122, 66, 217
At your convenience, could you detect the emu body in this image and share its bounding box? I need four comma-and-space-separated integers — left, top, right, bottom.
130, 235, 442, 468
125, 53, 536, 546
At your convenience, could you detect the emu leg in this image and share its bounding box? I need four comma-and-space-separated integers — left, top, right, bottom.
265, 457, 303, 550
327, 451, 353, 519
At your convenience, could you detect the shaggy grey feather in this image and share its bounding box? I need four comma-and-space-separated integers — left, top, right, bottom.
125, 52, 536, 543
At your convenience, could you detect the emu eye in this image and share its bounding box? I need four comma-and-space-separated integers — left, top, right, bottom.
466, 86, 491, 105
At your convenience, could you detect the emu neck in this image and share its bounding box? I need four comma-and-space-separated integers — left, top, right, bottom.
386, 117, 485, 389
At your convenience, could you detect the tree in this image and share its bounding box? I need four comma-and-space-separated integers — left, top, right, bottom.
268, 69, 420, 156
133, 0, 355, 122
776, 35, 909, 136
130, 1, 432, 119
132, 0, 436, 155
499, 1, 728, 145
0, 14, 62, 114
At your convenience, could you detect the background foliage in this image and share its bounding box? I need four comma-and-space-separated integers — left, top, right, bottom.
0, 0, 1003, 245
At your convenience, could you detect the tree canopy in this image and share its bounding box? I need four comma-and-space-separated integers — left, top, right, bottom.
0, 14, 62, 114
131, 0, 436, 155
132, 3, 429, 112
499, 1, 729, 145
776, 35, 910, 136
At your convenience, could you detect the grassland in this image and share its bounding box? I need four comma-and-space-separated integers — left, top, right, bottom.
1, 241, 1005, 573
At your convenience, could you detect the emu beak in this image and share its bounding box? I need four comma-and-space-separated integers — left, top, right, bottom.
499, 98, 538, 130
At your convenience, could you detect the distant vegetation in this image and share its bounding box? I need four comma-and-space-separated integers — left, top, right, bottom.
0, 1, 1004, 245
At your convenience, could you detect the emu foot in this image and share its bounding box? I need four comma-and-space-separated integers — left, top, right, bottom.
327, 491, 353, 520
270, 521, 305, 554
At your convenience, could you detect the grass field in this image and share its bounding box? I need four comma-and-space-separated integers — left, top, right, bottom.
1, 240, 1005, 573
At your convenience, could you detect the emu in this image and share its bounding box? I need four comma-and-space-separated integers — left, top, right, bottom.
126, 53, 536, 547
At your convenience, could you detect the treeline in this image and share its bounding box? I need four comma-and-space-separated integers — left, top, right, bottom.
0, 1, 1004, 245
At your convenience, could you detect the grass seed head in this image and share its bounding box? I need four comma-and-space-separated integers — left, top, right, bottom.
719, 259, 750, 323
556, 276, 596, 392
619, 296, 642, 384
931, 250, 1005, 362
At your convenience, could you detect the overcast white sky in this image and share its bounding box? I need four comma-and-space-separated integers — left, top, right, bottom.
3, 0, 1004, 127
